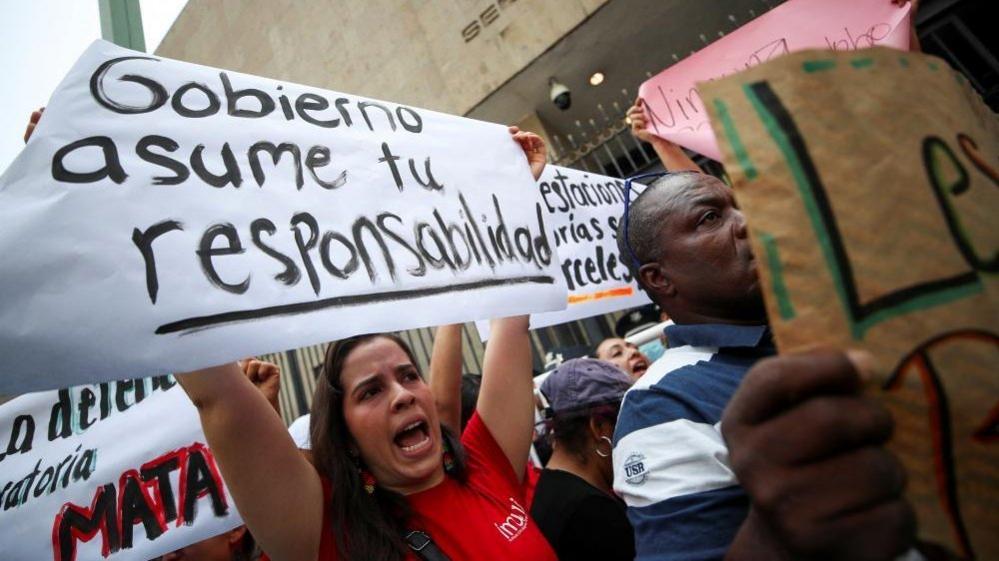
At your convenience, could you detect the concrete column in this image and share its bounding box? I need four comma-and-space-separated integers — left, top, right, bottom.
98, 0, 145, 51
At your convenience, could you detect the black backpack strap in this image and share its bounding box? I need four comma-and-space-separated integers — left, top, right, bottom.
404, 530, 451, 561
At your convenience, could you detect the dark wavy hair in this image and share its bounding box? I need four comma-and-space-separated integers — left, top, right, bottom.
310, 333, 467, 561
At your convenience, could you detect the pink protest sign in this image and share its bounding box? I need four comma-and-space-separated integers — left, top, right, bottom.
639, 0, 912, 160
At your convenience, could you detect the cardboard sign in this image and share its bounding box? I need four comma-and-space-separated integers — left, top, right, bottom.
0, 378, 242, 561
476, 165, 650, 340
0, 40, 566, 393
640, 0, 911, 160
702, 47, 998, 559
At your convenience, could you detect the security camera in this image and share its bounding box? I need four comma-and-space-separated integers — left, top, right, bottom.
549, 78, 571, 111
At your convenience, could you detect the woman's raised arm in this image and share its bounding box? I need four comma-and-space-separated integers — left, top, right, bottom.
475, 315, 536, 481
430, 324, 465, 433
176, 363, 324, 561
473, 128, 548, 479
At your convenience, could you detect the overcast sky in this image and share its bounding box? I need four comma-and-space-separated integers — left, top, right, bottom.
0, 0, 188, 174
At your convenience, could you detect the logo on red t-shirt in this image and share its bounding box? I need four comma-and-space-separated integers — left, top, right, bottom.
494, 497, 529, 542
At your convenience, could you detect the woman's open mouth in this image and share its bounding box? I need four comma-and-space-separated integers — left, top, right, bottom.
630, 357, 650, 377
394, 420, 432, 455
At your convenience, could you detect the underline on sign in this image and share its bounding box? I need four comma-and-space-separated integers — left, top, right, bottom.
567, 286, 634, 305
155, 275, 557, 336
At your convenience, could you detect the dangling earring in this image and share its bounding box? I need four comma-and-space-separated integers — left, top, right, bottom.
442, 434, 456, 475
350, 449, 376, 494
595, 435, 613, 458
359, 467, 377, 494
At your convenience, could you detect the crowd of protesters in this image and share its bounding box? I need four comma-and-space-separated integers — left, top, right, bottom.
15, 1, 957, 559
20, 101, 929, 561
146, 108, 922, 561
140, 124, 922, 560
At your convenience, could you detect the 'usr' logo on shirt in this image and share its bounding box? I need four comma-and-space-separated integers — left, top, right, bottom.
624, 453, 648, 485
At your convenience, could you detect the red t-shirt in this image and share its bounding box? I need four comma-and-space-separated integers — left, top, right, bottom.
316, 412, 557, 560
522, 461, 542, 507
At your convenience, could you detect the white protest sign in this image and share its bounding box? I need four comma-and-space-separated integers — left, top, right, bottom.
0, 40, 566, 393
476, 166, 650, 340
0, 377, 242, 561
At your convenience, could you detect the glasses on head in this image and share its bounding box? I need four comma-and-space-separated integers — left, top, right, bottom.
622, 171, 699, 269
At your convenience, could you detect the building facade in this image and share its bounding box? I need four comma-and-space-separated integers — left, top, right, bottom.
155, 0, 997, 424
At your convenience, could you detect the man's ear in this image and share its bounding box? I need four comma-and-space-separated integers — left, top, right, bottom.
639, 262, 676, 299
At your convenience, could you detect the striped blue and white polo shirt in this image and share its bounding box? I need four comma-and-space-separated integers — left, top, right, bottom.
612, 323, 774, 561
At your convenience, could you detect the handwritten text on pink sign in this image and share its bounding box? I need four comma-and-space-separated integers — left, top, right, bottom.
639, 0, 911, 160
